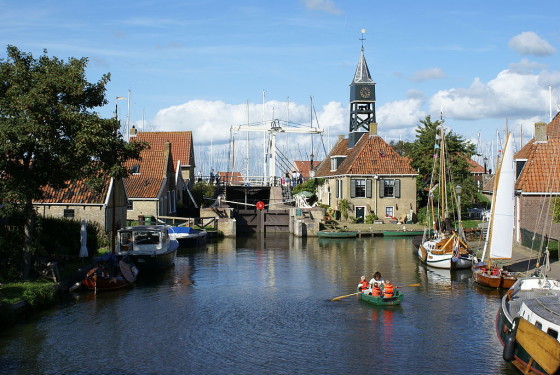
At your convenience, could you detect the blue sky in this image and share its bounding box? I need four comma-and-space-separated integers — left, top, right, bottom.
2, 0, 560, 173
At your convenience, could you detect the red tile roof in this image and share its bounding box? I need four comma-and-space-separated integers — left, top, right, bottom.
515, 137, 560, 193
132, 131, 194, 169
36, 178, 110, 204
217, 171, 244, 184
547, 112, 560, 137
468, 158, 485, 173
293, 160, 322, 178
124, 148, 168, 198
315, 135, 416, 177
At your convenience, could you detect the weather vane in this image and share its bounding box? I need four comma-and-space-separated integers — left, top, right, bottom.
360, 28, 366, 49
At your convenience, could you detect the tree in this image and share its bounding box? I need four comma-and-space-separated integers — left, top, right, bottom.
0, 46, 145, 279
406, 115, 478, 209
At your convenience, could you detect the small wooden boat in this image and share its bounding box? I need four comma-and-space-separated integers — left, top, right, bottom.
317, 230, 357, 238
472, 263, 518, 289
81, 253, 139, 291
358, 290, 404, 306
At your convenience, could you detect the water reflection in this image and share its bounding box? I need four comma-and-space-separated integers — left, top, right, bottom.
0, 234, 518, 375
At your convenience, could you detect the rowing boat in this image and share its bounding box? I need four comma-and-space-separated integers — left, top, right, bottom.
358, 290, 404, 306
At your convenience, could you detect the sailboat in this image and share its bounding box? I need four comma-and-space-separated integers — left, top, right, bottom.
417, 124, 474, 269
472, 133, 519, 288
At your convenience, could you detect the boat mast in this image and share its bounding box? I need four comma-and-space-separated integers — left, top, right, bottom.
439, 124, 446, 226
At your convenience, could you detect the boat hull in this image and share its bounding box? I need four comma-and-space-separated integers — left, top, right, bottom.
81, 259, 139, 291
127, 247, 177, 270
496, 299, 549, 375
418, 245, 473, 269
472, 263, 517, 289
317, 231, 357, 238
383, 230, 426, 237
358, 291, 403, 306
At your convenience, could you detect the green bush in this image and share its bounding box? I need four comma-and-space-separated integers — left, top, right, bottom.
365, 213, 378, 224
191, 182, 217, 207
1, 281, 56, 307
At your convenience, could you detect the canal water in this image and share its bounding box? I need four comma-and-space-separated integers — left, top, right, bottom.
0, 234, 517, 375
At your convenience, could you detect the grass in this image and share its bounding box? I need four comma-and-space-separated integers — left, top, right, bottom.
0, 280, 57, 307
460, 220, 484, 229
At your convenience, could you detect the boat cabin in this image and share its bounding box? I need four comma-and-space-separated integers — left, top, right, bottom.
518, 296, 560, 342
118, 225, 171, 253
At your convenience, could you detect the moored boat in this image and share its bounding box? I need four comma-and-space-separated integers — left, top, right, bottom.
417, 123, 473, 269
496, 276, 560, 374
81, 253, 139, 291
358, 289, 404, 306
117, 225, 178, 270
317, 230, 357, 238
472, 133, 520, 288
383, 229, 428, 237
168, 226, 208, 247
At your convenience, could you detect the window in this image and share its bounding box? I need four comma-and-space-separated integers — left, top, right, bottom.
63, 209, 75, 219
379, 179, 401, 198
535, 321, 542, 330
131, 164, 140, 174
547, 328, 558, 339
353, 179, 366, 198
351, 179, 373, 198
330, 156, 346, 171
385, 206, 394, 217
127, 200, 133, 210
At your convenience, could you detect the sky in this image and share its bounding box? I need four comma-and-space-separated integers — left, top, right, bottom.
2, 0, 560, 174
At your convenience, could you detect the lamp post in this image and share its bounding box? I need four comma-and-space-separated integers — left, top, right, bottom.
455, 185, 463, 239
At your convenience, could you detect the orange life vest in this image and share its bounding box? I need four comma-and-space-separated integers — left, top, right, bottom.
383, 283, 394, 298
371, 286, 382, 297
359, 280, 369, 291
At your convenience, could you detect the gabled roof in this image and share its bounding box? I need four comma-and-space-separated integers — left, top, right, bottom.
133, 131, 194, 169
293, 160, 322, 178
547, 112, 560, 137
515, 137, 560, 193
36, 178, 110, 204
468, 158, 485, 174
124, 147, 170, 199
315, 134, 416, 177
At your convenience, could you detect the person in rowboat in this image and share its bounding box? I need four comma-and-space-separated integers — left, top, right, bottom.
357, 276, 369, 292
383, 280, 394, 298
369, 271, 384, 287
370, 282, 382, 297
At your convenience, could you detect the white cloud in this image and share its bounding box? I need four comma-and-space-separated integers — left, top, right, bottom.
508, 31, 556, 56
508, 59, 546, 74
429, 69, 552, 120
409, 67, 446, 82
301, 0, 343, 15
377, 98, 426, 140
151, 99, 346, 146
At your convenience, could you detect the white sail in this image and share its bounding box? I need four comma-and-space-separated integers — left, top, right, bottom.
488, 133, 515, 259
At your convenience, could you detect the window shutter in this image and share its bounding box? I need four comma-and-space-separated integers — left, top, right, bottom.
336, 180, 340, 198
379, 179, 385, 198
350, 180, 356, 198
395, 179, 401, 198
366, 179, 372, 198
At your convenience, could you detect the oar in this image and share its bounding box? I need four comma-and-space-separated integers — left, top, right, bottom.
331, 291, 361, 301
395, 283, 421, 288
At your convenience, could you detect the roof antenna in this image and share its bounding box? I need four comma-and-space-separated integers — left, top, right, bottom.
360, 28, 366, 50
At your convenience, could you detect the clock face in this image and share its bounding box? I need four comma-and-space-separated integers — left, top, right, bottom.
359, 86, 371, 98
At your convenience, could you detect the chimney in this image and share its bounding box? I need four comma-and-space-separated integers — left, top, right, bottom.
534, 122, 547, 143
129, 125, 137, 137
369, 123, 378, 136
338, 134, 345, 142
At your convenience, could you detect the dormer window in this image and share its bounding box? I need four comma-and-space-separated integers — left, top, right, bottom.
131, 165, 140, 174
330, 155, 346, 172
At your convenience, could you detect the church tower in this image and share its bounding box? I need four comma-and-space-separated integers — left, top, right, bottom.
348, 31, 376, 148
